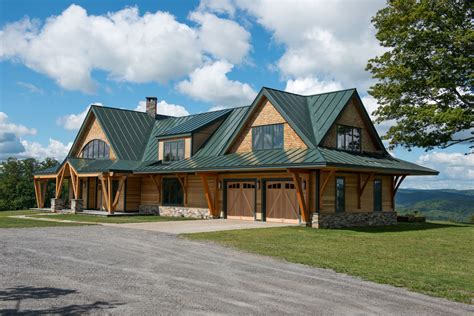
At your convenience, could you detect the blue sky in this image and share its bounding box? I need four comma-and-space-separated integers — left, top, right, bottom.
0, 0, 472, 189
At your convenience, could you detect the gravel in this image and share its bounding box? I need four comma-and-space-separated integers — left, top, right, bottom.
0, 226, 472, 315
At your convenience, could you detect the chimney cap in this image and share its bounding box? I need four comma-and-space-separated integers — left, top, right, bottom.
146, 96, 157, 101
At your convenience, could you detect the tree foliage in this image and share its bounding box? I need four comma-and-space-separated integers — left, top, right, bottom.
367, 0, 473, 151
0, 158, 59, 211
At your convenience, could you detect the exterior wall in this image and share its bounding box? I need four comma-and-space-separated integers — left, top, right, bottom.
158, 137, 192, 161
320, 172, 394, 214
71, 115, 117, 159
230, 99, 307, 153
322, 97, 383, 153
192, 119, 225, 155
125, 177, 141, 211
313, 212, 397, 228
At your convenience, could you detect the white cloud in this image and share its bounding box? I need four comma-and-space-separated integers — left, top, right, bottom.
402, 151, 474, 189
0, 4, 253, 94
0, 112, 37, 137
285, 76, 343, 95
236, 0, 385, 88
17, 81, 44, 94
177, 60, 257, 108
20, 138, 72, 161
56, 103, 103, 131
135, 100, 189, 117
198, 0, 236, 17
190, 11, 251, 64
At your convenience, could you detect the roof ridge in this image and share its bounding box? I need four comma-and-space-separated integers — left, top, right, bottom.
262, 86, 357, 98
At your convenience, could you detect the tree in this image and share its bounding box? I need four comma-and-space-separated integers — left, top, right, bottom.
0, 158, 59, 211
366, 0, 473, 152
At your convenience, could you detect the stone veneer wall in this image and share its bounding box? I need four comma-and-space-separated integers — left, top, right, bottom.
50, 198, 64, 211
312, 212, 397, 229
139, 205, 211, 219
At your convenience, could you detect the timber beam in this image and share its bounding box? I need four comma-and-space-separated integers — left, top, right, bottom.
198, 173, 219, 218
357, 173, 374, 209
175, 174, 188, 206
149, 174, 162, 205
319, 169, 336, 210
288, 170, 310, 225
392, 175, 407, 210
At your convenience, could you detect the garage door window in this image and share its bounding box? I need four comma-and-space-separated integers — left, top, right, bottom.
336, 177, 345, 213
162, 178, 183, 206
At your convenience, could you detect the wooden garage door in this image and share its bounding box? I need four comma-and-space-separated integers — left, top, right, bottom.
265, 181, 300, 223
227, 182, 255, 219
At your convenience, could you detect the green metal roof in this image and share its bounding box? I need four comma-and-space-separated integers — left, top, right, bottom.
34, 165, 61, 175
91, 106, 155, 161
157, 109, 232, 137
67, 158, 141, 173
135, 147, 438, 175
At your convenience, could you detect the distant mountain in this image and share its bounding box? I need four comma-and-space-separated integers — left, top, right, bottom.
396, 189, 474, 222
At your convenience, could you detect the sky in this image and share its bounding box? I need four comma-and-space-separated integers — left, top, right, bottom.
0, 0, 472, 189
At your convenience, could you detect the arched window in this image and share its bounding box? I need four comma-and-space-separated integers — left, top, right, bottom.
80, 139, 110, 159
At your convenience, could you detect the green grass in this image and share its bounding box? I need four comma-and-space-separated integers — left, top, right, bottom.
0, 210, 88, 228
184, 222, 474, 304
31, 213, 197, 224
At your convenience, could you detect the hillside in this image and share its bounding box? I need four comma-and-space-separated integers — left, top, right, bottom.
396, 189, 474, 222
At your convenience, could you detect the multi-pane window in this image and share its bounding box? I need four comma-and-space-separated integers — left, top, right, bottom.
336, 177, 345, 213
374, 179, 382, 212
337, 125, 361, 152
252, 124, 284, 150
81, 139, 110, 159
162, 178, 184, 206
163, 140, 185, 162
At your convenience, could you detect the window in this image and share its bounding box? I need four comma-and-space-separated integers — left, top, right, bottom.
163, 140, 185, 162
162, 178, 184, 206
252, 124, 284, 150
336, 177, 345, 213
81, 139, 110, 159
337, 125, 361, 152
374, 179, 382, 212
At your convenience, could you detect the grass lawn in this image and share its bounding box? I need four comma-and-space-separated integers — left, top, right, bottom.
185, 222, 474, 304
31, 212, 197, 224
0, 210, 89, 228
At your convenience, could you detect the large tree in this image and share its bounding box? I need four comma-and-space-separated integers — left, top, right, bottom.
366, 0, 473, 152
0, 158, 59, 211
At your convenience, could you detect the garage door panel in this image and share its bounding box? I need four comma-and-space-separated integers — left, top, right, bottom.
265, 181, 301, 222
227, 182, 255, 219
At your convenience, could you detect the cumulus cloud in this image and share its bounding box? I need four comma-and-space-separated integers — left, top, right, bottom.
402, 151, 474, 189
190, 11, 251, 64
56, 103, 103, 131
20, 138, 72, 161
0, 112, 37, 137
285, 77, 343, 95
236, 0, 385, 88
135, 100, 189, 117
0, 4, 253, 93
198, 0, 236, 17
177, 60, 257, 108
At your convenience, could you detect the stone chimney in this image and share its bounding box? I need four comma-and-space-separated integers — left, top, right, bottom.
146, 97, 157, 118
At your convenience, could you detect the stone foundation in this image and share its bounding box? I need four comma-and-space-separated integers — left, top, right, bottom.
71, 199, 83, 213
50, 198, 64, 212
139, 205, 211, 219
313, 212, 397, 229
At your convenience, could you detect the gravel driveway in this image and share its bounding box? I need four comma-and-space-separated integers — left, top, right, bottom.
0, 226, 471, 315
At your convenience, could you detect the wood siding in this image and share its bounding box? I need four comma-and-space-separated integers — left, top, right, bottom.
125, 176, 141, 211
192, 119, 225, 155
158, 137, 192, 161
230, 99, 307, 153
71, 115, 116, 159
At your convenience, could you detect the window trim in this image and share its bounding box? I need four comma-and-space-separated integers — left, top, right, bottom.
373, 178, 382, 212
163, 139, 185, 163
336, 124, 362, 153
251, 123, 284, 151
335, 176, 345, 213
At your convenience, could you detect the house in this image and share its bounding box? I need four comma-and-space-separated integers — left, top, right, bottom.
33, 87, 438, 228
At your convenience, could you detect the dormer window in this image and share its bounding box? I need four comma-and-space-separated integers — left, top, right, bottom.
252, 124, 284, 150
81, 139, 110, 159
337, 125, 361, 152
163, 140, 185, 162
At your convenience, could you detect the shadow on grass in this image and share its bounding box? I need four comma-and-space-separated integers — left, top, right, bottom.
0, 286, 123, 315
340, 222, 471, 233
